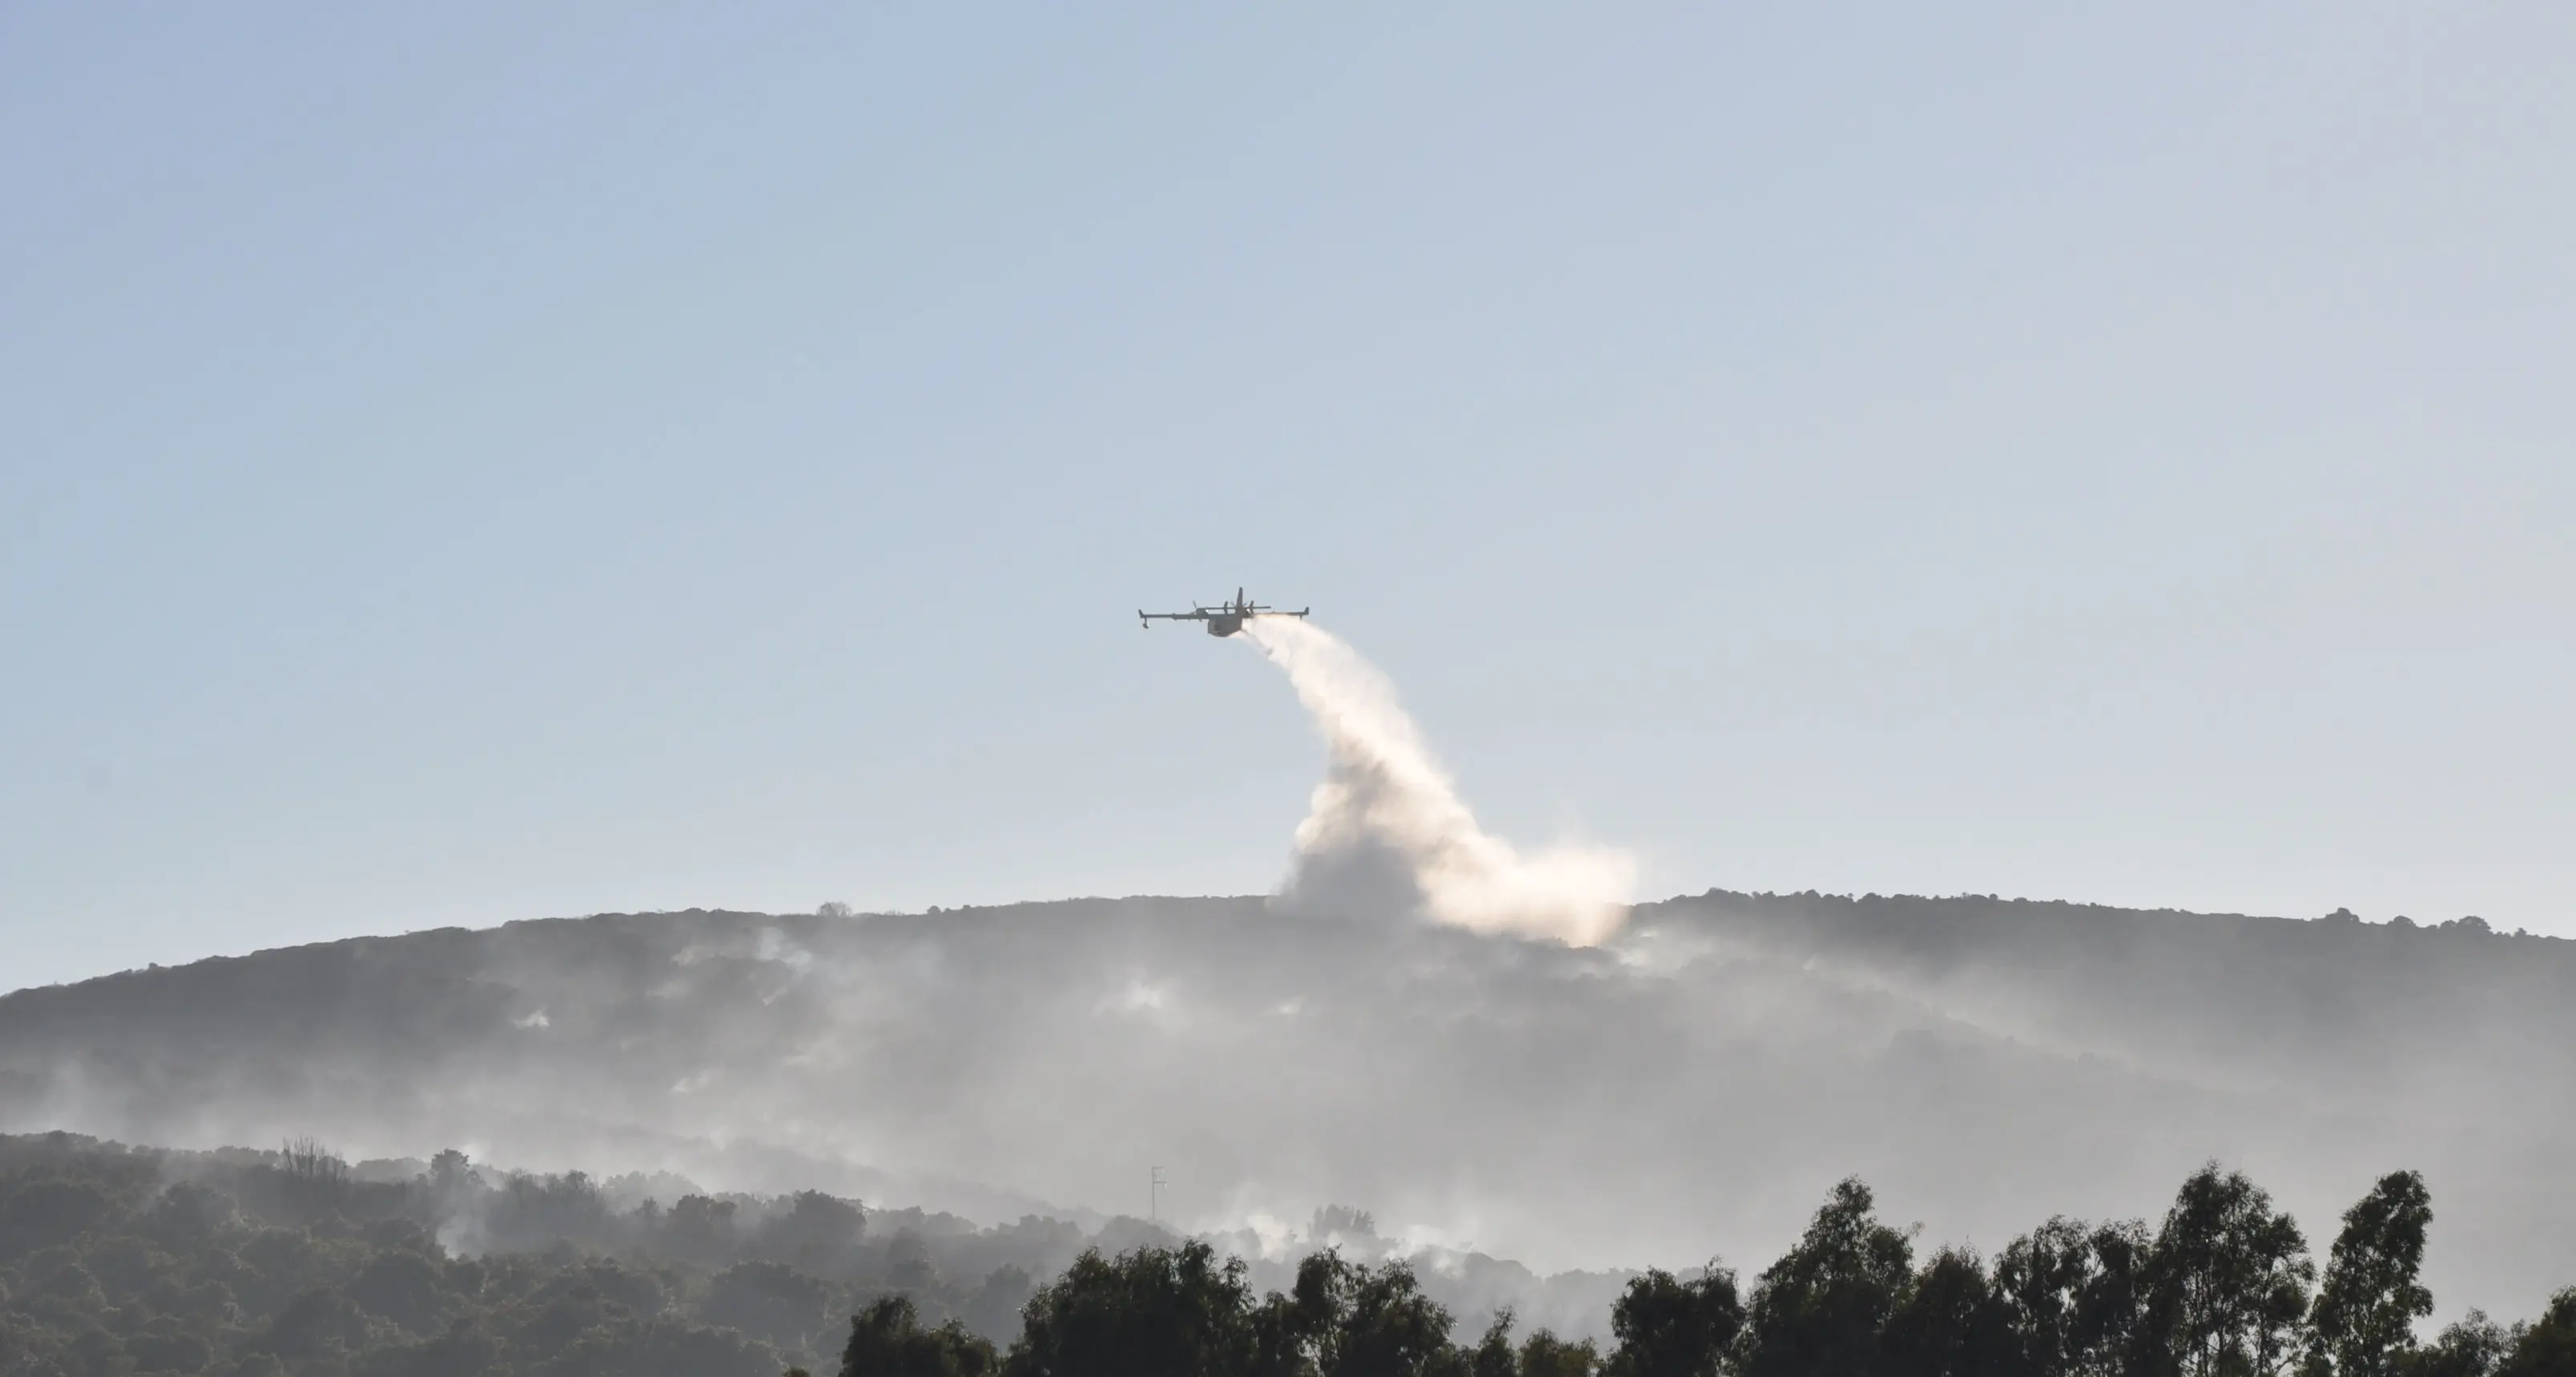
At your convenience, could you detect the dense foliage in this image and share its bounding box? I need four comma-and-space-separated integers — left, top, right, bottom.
2, 1133, 2568, 1377
909, 1174, 2570, 1377
0, 1133, 1036, 1377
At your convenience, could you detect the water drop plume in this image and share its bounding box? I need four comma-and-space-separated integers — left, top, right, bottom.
1243, 616, 1635, 946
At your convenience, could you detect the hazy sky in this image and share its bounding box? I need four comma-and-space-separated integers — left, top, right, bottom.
5, 3, 2570, 988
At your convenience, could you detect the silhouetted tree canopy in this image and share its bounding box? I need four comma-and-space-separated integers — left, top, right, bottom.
2308, 1171, 2437, 1377
2493, 1288, 2576, 1377
1603, 1264, 1742, 1377
840, 1294, 997, 1377
1008, 1241, 1254, 1377
2144, 1165, 2316, 1377
1737, 1178, 1915, 1377
1880, 1248, 2017, 1377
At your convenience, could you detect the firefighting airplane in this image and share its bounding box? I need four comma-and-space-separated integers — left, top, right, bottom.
1137, 589, 1310, 637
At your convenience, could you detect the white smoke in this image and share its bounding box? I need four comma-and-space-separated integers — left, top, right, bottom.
1243, 617, 1636, 946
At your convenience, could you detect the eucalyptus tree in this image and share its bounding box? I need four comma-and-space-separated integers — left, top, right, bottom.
2306, 1171, 2434, 1377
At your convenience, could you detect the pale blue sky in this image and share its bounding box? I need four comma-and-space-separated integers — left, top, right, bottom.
6, 3, 2571, 988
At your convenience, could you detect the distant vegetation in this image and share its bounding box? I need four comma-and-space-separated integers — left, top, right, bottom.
7, 891, 2574, 1326
2, 1131, 2570, 1377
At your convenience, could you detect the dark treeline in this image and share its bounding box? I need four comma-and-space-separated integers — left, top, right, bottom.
4, 1133, 2571, 1377
0, 1132, 1083, 1377
892, 1170, 2573, 1377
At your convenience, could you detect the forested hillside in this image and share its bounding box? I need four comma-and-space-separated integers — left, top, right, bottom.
3, 1132, 2570, 1377
2, 894, 2570, 1323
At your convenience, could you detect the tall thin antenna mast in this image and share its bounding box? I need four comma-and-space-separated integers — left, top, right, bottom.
1150, 1166, 1168, 1224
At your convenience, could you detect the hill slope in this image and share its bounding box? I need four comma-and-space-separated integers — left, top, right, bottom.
3, 892, 2570, 1317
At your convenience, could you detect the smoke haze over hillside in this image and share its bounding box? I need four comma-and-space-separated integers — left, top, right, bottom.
3, 895, 2569, 1326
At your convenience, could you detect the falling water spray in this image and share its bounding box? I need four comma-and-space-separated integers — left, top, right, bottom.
1242, 617, 1635, 946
